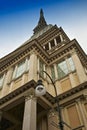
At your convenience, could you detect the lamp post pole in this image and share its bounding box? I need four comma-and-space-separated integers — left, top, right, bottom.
36, 71, 72, 130
42, 71, 64, 130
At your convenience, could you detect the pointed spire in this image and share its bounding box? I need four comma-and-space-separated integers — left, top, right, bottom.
33, 9, 47, 34
40, 9, 44, 18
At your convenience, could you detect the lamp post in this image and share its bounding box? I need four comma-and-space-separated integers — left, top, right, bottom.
35, 71, 64, 130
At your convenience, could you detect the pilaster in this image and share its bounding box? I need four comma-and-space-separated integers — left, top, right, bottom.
28, 51, 37, 81
54, 38, 57, 46
72, 52, 87, 83
49, 42, 51, 50
69, 73, 76, 88
60, 35, 63, 42
76, 98, 87, 130
48, 109, 59, 130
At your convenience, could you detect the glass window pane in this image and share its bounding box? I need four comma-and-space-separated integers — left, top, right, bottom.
68, 57, 75, 71
16, 61, 25, 78
57, 60, 68, 79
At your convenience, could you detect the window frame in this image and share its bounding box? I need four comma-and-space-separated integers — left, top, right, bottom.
57, 57, 75, 79
12, 58, 29, 80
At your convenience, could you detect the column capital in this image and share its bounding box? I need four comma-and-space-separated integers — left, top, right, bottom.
83, 93, 87, 100
75, 94, 87, 104
23, 88, 37, 101
30, 49, 36, 55
25, 94, 37, 102
24, 89, 37, 102
75, 98, 83, 103
48, 109, 57, 118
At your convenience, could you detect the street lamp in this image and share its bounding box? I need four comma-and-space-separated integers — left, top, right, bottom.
35, 79, 46, 96
35, 71, 64, 130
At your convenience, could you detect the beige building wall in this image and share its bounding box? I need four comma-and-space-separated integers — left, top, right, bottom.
0, 49, 87, 98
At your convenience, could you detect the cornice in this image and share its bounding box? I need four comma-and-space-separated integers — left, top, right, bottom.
59, 27, 70, 41
0, 80, 36, 107
47, 39, 87, 66
58, 81, 87, 101
0, 40, 50, 72
37, 26, 70, 46
0, 79, 87, 109
0, 36, 87, 73
44, 81, 87, 106
37, 25, 60, 44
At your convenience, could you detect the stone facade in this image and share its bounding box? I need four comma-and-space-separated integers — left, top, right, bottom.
0, 9, 87, 130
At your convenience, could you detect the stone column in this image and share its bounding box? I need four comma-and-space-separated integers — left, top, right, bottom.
49, 42, 51, 50
21, 58, 29, 85
76, 99, 87, 130
69, 73, 76, 88
22, 94, 37, 130
60, 35, 63, 42
72, 52, 87, 83
12, 65, 17, 79
48, 109, 59, 130
6, 67, 13, 84
54, 38, 57, 46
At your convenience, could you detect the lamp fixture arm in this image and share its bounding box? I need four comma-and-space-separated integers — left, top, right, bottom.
42, 71, 64, 130
43, 71, 57, 96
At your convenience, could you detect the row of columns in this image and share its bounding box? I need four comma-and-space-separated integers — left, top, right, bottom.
44, 35, 63, 50
22, 94, 60, 130
19, 95, 87, 130
0, 94, 87, 130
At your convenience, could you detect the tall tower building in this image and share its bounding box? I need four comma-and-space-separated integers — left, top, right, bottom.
0, 9, 87, 130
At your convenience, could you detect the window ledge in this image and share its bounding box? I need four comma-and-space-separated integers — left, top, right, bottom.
7, 70, 29, 85
54, 70, 76, 82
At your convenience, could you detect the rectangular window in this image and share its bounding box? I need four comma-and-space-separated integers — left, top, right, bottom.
12, 58, 29, 79
16, 61, 25, 78
68, 57, 75, 71
57, 57, 75, 79
0, 74, 4, 89
57, 60, 68, 79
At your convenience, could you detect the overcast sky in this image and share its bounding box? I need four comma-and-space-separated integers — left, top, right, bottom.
0, 0, 87, 58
